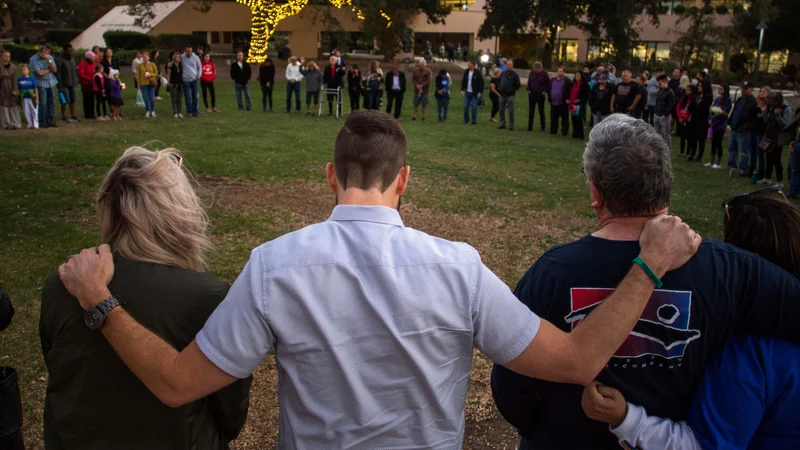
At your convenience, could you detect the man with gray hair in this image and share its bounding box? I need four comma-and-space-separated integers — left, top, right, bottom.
492, 113, 800, 450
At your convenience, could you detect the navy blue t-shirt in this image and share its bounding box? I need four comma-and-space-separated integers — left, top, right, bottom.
491, 236, 800, 450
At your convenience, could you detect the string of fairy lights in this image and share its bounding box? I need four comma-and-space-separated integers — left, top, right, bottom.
236, 0, 392, 63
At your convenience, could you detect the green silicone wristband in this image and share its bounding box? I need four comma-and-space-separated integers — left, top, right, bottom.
633, 257, 663, 289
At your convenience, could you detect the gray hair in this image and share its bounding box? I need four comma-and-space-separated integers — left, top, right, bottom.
583, 114, 672, 216
500, 57, 508, 64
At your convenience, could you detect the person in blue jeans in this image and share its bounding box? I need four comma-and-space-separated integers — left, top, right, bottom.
727, 81, 759, 176
229, 52, 252, 111
29, 44, 58, 128
180, 46, 201, 117
285, 56, 304, 113
460, 61, 483, 125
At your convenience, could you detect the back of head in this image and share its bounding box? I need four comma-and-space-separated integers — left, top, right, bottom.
583, 114, 672, 216
97, 147, 210, 272
679, 75, 690, 89
724, 192, 800, 275
334, 111, 407, 192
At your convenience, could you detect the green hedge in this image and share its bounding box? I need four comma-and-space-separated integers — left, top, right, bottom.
103, 31, 153, 50
0, 43, 63, 63
44, 29, 83, 46
152, 33, 209, 53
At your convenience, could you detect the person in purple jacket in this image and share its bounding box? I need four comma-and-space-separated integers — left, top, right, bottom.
526, 61, 549, 132
582, 188, 800, 450
547, 66, 572, 136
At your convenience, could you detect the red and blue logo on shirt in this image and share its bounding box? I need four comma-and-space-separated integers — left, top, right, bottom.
566, 288, 701, 359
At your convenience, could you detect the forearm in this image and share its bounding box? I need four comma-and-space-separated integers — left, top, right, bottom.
569, 263, 660, 381
613, 403, 702, 450
100, 301, 188, 407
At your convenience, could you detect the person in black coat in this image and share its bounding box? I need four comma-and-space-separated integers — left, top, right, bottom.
687, 82, 712, 162
229, 51, 252, 111
322, 55, 346, 117
460, 61, 484, 125
258, 58, 275, 112
0, 288, 23, 450
347, 65, 363, 112
385, 68, 406, 119
568, 71, 590, 139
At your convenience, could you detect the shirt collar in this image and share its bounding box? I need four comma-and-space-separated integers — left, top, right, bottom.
328, 205, 404, 227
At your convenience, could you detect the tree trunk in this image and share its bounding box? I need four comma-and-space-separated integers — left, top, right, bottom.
542, 24, 557, 69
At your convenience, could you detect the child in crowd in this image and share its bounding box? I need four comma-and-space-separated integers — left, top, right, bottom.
301, 61, 323, 116
108, 69, 123, 121
435, 68, 451, 123
93, 63, 109, 121
17, 64, 38, 129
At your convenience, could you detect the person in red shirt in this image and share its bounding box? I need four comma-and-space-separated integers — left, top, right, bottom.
200, 53, 218, 112
76, 51, 96, 120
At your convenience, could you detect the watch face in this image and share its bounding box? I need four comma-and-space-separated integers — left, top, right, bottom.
84, 309, 103, 330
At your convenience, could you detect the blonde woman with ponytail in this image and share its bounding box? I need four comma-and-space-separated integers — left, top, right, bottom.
39, 147, 252, 450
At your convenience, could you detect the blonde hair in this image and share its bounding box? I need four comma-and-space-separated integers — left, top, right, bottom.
19, 63, 30, 74
370, 60, 379, 73
758, 85, 772, 98
679, 75, 690, 90
97, 147, 210, 272
289, 56, 298, 64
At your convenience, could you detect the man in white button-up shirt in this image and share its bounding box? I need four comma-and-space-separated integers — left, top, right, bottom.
58, 111, 701, 449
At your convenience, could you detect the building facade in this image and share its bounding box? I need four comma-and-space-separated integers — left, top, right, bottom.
71, 0, 792, 72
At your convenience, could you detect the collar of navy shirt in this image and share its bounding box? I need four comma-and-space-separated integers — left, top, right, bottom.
327, 205, 405, 228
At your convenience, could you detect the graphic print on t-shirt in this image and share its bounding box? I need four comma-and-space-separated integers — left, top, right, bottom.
566, 288, 701, 359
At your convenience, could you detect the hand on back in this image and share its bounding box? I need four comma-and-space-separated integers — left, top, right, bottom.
639, 215, 701, 275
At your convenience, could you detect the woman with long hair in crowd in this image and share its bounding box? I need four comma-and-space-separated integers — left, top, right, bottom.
362, 60, 383, 111
582, 187, 800, 450
489, 67, 501, 123
706, 83, 732, 169
166, 51, 183, 118
137, 52, 158, 118
753, 85, 773, 178
687, 80, 712, 162
568, 71, 589, 140
760, 91, 791, 187
40, 147, 252, 449
347, 64, 362, 112
201, 53, 218, 113
676, 81, 695, 157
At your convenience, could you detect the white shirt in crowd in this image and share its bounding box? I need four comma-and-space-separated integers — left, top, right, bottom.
392, 73, 401, 91
286, 63, 304, 82
237, 61, 243, 69
131, 57, 143, 79
467, 70, 474, 93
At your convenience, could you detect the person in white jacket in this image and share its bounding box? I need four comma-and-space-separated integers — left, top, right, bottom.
285, 56, 305, 113
131, 52, 143, 89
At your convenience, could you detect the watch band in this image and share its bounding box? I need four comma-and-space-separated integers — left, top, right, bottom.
98, 295, 125, 316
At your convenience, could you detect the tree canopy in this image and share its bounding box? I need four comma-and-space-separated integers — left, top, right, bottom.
480, 0, 662, 67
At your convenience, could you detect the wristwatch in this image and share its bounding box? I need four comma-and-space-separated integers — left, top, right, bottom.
84, 295, 125, 331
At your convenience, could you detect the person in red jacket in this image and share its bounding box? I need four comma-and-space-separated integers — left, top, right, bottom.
200, 53, 218, 112
76, 51, 96, 119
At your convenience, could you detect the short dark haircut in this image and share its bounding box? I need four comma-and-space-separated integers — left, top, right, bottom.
557, 65, 565, 70
334, 110, 407, 192
656, 74, 668, 82
724, 191, 800, 275
64, 44, 73, 50
40, 43, 52, 51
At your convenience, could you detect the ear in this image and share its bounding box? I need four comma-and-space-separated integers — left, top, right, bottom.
589, 181, 604, 210
325, 163, 338, 194
395, 165, 411, 196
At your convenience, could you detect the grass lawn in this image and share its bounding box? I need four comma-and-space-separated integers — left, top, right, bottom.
0, 80, 771, 449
